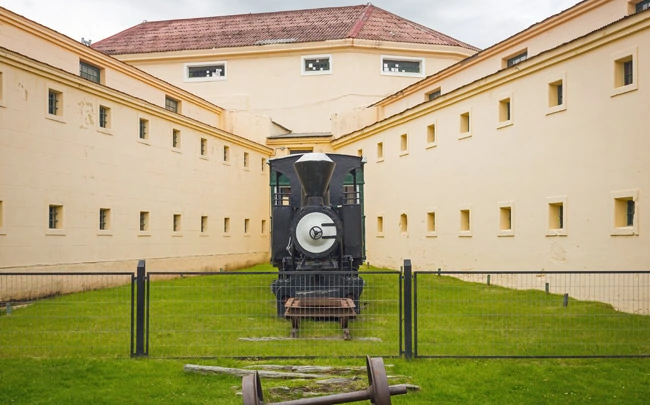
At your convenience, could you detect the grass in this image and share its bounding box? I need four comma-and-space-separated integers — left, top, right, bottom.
1, 264, 650, 403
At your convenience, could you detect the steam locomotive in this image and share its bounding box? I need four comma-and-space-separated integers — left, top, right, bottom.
269, 153, 366, 316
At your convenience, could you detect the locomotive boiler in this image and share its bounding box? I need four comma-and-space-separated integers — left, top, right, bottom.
269, 153, 366, 317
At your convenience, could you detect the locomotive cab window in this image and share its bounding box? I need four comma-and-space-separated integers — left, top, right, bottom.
342, 169, 364, 205
270, 171, 292, 206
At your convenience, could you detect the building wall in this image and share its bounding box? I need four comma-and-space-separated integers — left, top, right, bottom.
334, 10, 650, 272
118, 41, 474, 134
0, 16, 272, 273
376, 0, 637, 121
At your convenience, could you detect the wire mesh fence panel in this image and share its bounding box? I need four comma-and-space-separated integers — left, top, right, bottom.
414, 271, 650, 357
147, 270, 401, 358
0, 273, 134, 358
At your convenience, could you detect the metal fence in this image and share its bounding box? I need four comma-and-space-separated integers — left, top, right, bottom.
413, 268, 650, 358
2, 261, 650, 359
0, 272, 134, 358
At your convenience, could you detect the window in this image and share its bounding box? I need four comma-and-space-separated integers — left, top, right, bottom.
612, 190, 638, 235
548, 78, 565, 110
99, 105, 110, 129
48, 205, 62, 229
400, 213, 408, 233
165, 96, 180, 113
261, 219, 267, 234
505, 50, 527, 67
426, 88, 441, 101
244, 218, 250, 234
357, 149, 363, 157
426, 123, 437, 147
223, 145, 230, 162
185, 62, 226, 81
0, 200, 4, 232
302, 55, 332, 75
613, 48, 638, 95
261, 158, 267, 172
48, 89, 62, 116
0, 71, 4, 105
243, 152, 249, 168
400, 133, 408, 155
427, 212, 437, 236
99, 208, 111, 231
224, 217, 230, 234
546, 197, 567, 236
460, 209, 471, 233
201, 216, 208, 233
459, 111, 471, 138
377, 216, 384, 235
172, 129, 181, 149
200, 138, 208, 156
381, 56, 424, 77
635, 0, 650, 13
139, 211, 149, 232
173, 214, 181, 232
79, 61, 101, 83
377, 142, 384, 161
498, 202, 514, 237
289, 148, 313, 155
139, 118, 148, 140
499, 97, 511, 123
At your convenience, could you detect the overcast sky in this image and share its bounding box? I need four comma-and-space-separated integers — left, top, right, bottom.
3, 0, 581, 49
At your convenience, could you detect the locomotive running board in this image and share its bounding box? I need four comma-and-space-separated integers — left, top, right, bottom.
284, 297, 357, 340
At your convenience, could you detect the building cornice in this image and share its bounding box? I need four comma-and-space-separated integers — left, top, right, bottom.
0, 46, 272, 155
332, 10, 650, 149
371, 0, 611, 108
0, 7, 225, 118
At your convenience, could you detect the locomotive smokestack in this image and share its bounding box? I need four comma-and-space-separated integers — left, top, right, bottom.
294, 153, 335, 207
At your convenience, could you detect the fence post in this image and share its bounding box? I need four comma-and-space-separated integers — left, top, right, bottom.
134, 259, 148, 357
403, 259, 413, 359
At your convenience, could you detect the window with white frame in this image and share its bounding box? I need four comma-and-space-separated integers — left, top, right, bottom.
185, 62, 227, 81
302, 55, 332, 75
381, 56, 424, 77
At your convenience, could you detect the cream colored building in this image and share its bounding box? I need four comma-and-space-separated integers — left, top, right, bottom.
1, 0, 649, 290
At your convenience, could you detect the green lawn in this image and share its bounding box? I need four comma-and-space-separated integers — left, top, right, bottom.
1, 264, 649, 403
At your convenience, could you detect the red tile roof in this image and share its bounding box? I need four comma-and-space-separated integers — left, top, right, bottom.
92, 4, 478, 55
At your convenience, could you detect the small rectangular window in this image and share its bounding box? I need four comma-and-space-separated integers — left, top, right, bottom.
546, 197, 567, 236
460, 112, 470, 135
460, 209, 470, 232
612, 190, 638, 235
261, 219, 267, 234
400, 133, 408, 155
548, 80, 564, 107
400, 213, 408, 233
244, 218, 250, 234
48, 89, 62, 116
79, 61, 101, 83
165, 96, 180, 113
201, 216, 208, 233
0, 71, 4, 103
636, 0, 650, 13
381, 56, 424, 76
357, 149, 363, 157
185, 62, 226, 81
427, 212, 436, 233
172, 129, 181, 148
139, 211, 149, 232
223, 145, 230, 162
505, 50, 527, 67
243, 152, 249, 168
426, 88, 441, 101
99, 208, 110, 231
612, 48, 638, 96
499, 98, 511, 123
200, 138, 208, 156
0, 200, 3, 230
500, 207, 512, 231
377, 216, 384, 235
302, 55, 332, 75
139, 118, 148, 140
99, 105, 110, 129
615, 55, 634, 88
426, 124, 436, 146
173, 214, 181, 232
261, 158, 267, 172
49, 205, 63, 229
224, 217, 230, 234
377, 142, 384, 161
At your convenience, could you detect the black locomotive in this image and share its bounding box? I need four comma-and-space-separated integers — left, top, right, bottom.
269, 153, 366, 316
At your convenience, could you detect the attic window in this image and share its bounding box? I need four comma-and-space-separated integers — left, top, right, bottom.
185, 62, 227, 81
80, 61, 101, 84
381, 56, 424, 77
302, 55, 332, 75
505, 50, 528, 68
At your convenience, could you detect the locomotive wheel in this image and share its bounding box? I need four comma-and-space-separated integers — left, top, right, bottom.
367, 356, 392, 405
242, 371, 264, 405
